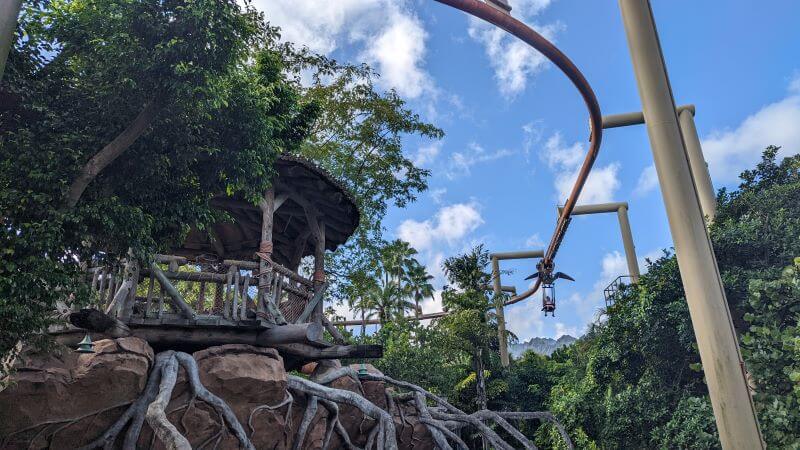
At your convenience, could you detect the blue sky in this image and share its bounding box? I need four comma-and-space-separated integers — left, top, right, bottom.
259, 0, 800, 341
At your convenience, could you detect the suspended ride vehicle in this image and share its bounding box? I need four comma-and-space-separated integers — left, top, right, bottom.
525, 260, 575, 317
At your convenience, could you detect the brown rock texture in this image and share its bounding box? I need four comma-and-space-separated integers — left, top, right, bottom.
0, 337, 154, 449
0, 339, 434, 449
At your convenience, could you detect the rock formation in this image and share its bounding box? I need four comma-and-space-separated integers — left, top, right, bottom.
0, 338, 433, 449
0, 338, 572, 449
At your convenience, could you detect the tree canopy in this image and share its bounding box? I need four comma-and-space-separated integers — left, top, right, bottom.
0, 0, 317, 356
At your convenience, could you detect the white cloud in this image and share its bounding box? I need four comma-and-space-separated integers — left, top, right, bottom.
413, 142, 442, 167
561, 251, 627, 326
429, 187, 447, 204
634, 164, 659, 196
554, 322, 579, 339
524, 232, 544, 248
447, 142, 514, 179
257, 0, 433, 98
600, 251, 627, 280
522, 121, 544, 160
790, 72, 800, 95
467, 0, 563, 97
359, 9, 432, 98
701, 75, 800, 183
542, 132, 621, 204
505, 301, 545, 342
397, 202, 484, 252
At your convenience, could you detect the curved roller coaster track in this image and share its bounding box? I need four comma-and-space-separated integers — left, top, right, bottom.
435, 0, 603, 307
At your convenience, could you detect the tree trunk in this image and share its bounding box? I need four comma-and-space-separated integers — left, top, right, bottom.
361, 309, 366, 336
65, 101, 159, 208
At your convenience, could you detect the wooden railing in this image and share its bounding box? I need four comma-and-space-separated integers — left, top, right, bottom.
84, 254, 318, 327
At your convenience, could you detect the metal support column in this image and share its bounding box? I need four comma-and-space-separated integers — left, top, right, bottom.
618, 0, 763, 447
490, 257, 507, 366
616, 204, 640, 281
557, 202, 640, 281
678, 108, 717, 222
491, 249, 544, 367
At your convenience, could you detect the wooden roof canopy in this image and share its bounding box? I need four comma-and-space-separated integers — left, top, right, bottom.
175, 155, 360, 267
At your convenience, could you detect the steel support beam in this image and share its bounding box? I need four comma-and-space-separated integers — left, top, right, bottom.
603, 104, 718, 222
557, 202, 640, 281
618, 0, 763, 447
678, 108, 717, 222
490, 249, 544, 367
602, 104, 695, 129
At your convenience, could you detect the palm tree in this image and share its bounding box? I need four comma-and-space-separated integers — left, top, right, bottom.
345, 270, 379, 336
381, 239, 418, 288
368, 280, 416, 325
406, 262, 434, 318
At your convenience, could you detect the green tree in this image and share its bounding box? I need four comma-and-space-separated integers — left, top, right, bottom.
537, 148, 800, 449
406, 261, 435, 317
0, 0, 316, 357
741, 259, 800, 447
440, 245, 501, 413
285, 51, 443, 298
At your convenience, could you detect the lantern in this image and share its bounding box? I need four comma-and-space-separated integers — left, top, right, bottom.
541, 283, 556, 316
75, 334, 95, 353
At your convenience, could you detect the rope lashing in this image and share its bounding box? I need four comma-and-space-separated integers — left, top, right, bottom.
255, 241, 273, 261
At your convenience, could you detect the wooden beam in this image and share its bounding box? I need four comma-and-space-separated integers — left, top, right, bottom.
150, 263, 195, 319
62, 309, 325, 348
275, 343, 383, 360
295, 282, 328, 324
333, 311, 449, 326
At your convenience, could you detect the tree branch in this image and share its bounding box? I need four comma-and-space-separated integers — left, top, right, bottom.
65, 100, 159, 208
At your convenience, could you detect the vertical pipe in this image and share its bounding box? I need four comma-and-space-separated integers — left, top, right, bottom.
616, 205, 640, 281
0, 0, 21, 82
491, 256, 510, 367
618, 0, 764, 447
678, 108, 717, 222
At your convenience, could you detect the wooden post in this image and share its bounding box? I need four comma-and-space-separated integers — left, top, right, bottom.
257, 188, 286, 324
150, 263, 195, 319
224, 266, 234, 319
232, 268, 240, 320
119, 254, 139, 321
312, 221, 326, 325
144, 272, 155, 318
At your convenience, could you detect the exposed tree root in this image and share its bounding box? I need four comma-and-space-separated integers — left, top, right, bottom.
363, 372, 574, 450
14, 349, 572, 450
287, 374, 398, 450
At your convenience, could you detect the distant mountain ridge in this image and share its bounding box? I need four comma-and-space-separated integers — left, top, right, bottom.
510, 335, 577, 357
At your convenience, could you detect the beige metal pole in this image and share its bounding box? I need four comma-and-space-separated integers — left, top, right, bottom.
618, 0, 764, 447
490, 249, 544, 367
602, 104, 694, 129
616, 205, 640, 281
557, 202, 640, 280
678, 108, 717, 222
491, 256, 509, 366
0, 0, 21, 82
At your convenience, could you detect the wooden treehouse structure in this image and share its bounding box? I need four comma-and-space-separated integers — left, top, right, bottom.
56, 155, 380, 369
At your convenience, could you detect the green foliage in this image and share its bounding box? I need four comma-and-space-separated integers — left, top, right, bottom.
0, 0, 315, 357
535, 148, 800, 449
741, 259, 800, 447
285, 51, 443, 296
